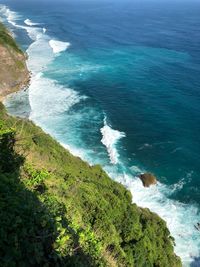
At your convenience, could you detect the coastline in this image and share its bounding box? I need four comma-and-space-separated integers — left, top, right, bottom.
0, 19, 183, 266
0, 79, 30, 103
1, 6, 200, 264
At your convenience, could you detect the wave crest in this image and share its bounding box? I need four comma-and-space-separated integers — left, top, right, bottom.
101, 118, 125, 164
24, 18, 40, 26
49, 39, 71, 54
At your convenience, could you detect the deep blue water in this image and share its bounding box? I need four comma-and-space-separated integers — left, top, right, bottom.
0, 0, 200, 265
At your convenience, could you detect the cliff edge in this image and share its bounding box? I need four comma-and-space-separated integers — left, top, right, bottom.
0, 23, 182, 267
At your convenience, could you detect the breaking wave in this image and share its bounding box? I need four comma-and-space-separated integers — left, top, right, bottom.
24, 18, 40, 26
49, 39, 71, 54
100, 118, 125, 164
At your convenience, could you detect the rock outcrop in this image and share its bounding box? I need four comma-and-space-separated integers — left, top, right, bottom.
139, 172, 157, 187
0, 22, 29, 101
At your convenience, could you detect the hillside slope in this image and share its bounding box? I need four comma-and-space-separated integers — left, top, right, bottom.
0, 104, 181, 267
0, 23, 181, 267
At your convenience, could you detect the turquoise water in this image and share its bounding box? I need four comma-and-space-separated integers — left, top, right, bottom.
0, 0, 200, 265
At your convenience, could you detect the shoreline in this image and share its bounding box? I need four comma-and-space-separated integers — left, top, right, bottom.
0, 78, 30, 103
1, 10, 200, 264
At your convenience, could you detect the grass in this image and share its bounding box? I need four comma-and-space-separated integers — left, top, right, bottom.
0, 103, 182, 267
0, 22, 23, 54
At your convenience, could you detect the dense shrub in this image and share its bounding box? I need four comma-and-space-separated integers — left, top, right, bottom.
0, 22, 22, 53
0, 103, 181, 266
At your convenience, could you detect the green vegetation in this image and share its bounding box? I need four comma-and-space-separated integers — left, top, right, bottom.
0, 103, 181, 266
0, 22, 22, 53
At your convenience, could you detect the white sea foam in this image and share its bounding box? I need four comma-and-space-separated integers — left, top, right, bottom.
2, 5, 200, 266
0, 5, 44, 42
24, 25, 86, 129
100, 118, 125, 164
29, 73, 85, 121
0, 5, 20, 26
26, 36, 54, 73
49, 39, 71, 54
130, 165, 143, 174
26, 26, 44, 41
24, 18, 40, 26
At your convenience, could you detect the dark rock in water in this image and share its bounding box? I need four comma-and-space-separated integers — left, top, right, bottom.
194, 223, 200, 231
139, 173, 157, 187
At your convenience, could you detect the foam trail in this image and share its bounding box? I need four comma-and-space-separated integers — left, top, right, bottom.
23, 19, 86, 130
26, 35, 54, 73
29, 73, 86, 121
0, 5, 20, 27
101, 118, 125, 164
0, 5, 44, 42
49, 39, 71, 54
24, 18, 40, 26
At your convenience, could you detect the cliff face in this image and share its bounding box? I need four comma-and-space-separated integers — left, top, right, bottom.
0, 22, 29, 100
0, 23, 182, 267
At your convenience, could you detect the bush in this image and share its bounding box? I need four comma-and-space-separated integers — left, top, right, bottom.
0, 104, 182, 266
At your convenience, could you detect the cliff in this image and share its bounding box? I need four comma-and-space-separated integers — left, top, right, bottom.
0, 22, 29, 101
0, 24, 182, 267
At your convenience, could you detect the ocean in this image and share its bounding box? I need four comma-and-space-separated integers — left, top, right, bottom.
0, 0, 200, 265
